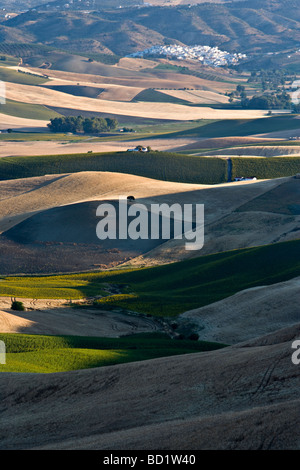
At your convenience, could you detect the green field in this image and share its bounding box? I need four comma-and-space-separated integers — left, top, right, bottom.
0, 332, 226, 373
0, 55, 19, 67
133, 119, 208, 134
0, 149, 299, 184
231, 157, 300, 180
0, 99, 61, 120
1, 240, 299, 317
0, 67, 49, 86
0, 151, 228, 185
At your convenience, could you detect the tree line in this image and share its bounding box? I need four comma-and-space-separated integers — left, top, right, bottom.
228, 85, 295, 110
48, 116, 119, 134
242, 91, 292, 110
247, 69, 297, 91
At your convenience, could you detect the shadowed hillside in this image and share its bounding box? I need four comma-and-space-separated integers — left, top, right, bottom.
0, 322, 299, 449
2, 1, 300, 56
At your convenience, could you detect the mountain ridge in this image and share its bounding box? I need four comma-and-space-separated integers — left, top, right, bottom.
2, 1, 300, 56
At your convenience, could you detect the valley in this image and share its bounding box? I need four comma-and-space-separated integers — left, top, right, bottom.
0, 0, 299, 452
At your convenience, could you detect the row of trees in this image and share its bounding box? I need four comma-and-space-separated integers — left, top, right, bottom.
48, 116, 119, 134
247, 69, 297, 91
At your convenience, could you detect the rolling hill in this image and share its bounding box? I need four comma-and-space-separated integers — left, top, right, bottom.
179, 276, 300, 344
0, 321, 299, 449
0, 170, 299, 277
0, 0, 299, 453
2, 0, 300, 57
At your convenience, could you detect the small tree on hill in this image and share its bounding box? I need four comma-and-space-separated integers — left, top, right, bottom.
11, 300, 25, 311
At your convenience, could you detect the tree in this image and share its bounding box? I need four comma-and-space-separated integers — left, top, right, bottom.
105, 118, 118, 131
228, 92, 235, 103
11, 300, 25, 311
48, 116, 119, 134
236, 85, 245, 94
292, 103, 300, 113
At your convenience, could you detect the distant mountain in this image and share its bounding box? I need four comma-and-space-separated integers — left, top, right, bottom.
1, 0, 300, 57
0, 0, 52, 9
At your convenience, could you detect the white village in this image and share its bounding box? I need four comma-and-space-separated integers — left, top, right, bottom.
128, 44, 247, 66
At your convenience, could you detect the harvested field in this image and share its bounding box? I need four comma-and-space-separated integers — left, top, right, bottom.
256, 126, 300, 140
0, 322, 299, 449
159, 89, 230, 104
170, 136, 280, 152
0, 171, 206, 229
97, 85, 145, 102
203, 146, 300, 157
47, 105, 179, 124
1, 172, 299, 273
0, 112, 48, 130
0, 198, 190, 274
122, 176, 300, 267
4, 82, 267, 121
44, 85, 105, 99
0, 171, 206, 273
179, 276, 300, 344
0, 300, 162, 337
116, 57, 159, 70
0, 138, 197, 158
32, 67, 237, 93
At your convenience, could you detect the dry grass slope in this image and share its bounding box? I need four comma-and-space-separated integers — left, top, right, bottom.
1, 173, 299, 273
179, 277, 300, 344
0, 322, 299, 449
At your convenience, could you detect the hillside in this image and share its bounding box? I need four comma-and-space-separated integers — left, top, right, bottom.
0, 170, 299, 274
0, 322, 299, 449
0, 0, 299, 454
2, 1, 300, 57
179, 276, 300, 344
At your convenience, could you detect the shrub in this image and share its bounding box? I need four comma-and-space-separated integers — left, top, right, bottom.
11, 300, 25, 311
189, 333, 199, 341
